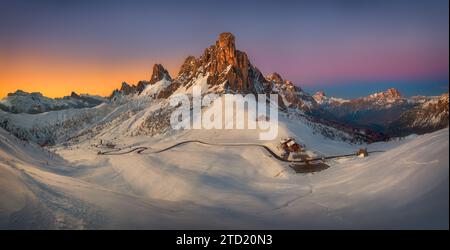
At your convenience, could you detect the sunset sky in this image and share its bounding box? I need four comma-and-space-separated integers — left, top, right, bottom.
0, 0, 448, 98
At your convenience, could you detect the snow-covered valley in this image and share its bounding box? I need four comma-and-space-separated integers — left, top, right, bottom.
0, 113, 448, 229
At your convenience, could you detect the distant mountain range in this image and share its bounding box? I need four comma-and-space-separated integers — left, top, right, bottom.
0, 90, 105, 114
311, 88, 448, 137
1, 32, 447, 230
387, 93, 449, 136
0, 32, 448, 142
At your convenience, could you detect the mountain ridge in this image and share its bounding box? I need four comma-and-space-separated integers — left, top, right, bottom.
312, 88, 449, 137
0, 32, 447, 140
0, 90, 105, 114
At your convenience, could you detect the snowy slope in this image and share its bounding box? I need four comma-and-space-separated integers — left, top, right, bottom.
1, 121, 447, 229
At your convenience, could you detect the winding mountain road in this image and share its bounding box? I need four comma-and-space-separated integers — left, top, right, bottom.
97, 140, 384, 163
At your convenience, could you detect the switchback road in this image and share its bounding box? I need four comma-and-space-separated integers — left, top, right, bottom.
97, 140, 384, 163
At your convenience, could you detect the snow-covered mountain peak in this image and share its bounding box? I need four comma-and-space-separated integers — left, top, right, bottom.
264, 72, 317, 111
365, 88, 402, 101
387, 92, 449, 136
313, 91, 326, 104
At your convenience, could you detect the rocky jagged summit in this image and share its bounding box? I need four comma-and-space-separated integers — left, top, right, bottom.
388, 92, 449, 136
163, 33, 318, 111
366, 88, 402, 100
265, 72, 318, 111
119, 82, 136, 95
1, 90, 104, 114
135, 64, 172, 94
110, 63, 172, 98
385, 88, 402, 99
313, 91, 327, 103
150, 64, 172, 84
70, 91, 81, 98
175, 32, 267, 94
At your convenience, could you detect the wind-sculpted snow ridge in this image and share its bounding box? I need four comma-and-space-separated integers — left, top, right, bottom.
0, 126, 448, 229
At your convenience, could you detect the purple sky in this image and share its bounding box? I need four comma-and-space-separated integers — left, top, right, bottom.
0, 0, 448, 98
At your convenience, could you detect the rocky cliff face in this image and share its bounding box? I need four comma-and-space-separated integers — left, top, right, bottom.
317, 88, 409, 113
172, 33, 319, 112
110, 64, 172, 98
175, 32, 268, 94
104, 32, 449, 139
310, 88, 449, 137
362, 88, 402, 101
0, 90, 104, 114
266, 72, 317, 112
313, 91, 327, 104
150, 64, 172, 84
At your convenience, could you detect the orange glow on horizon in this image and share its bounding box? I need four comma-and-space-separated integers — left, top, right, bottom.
0, 53, 182, 99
